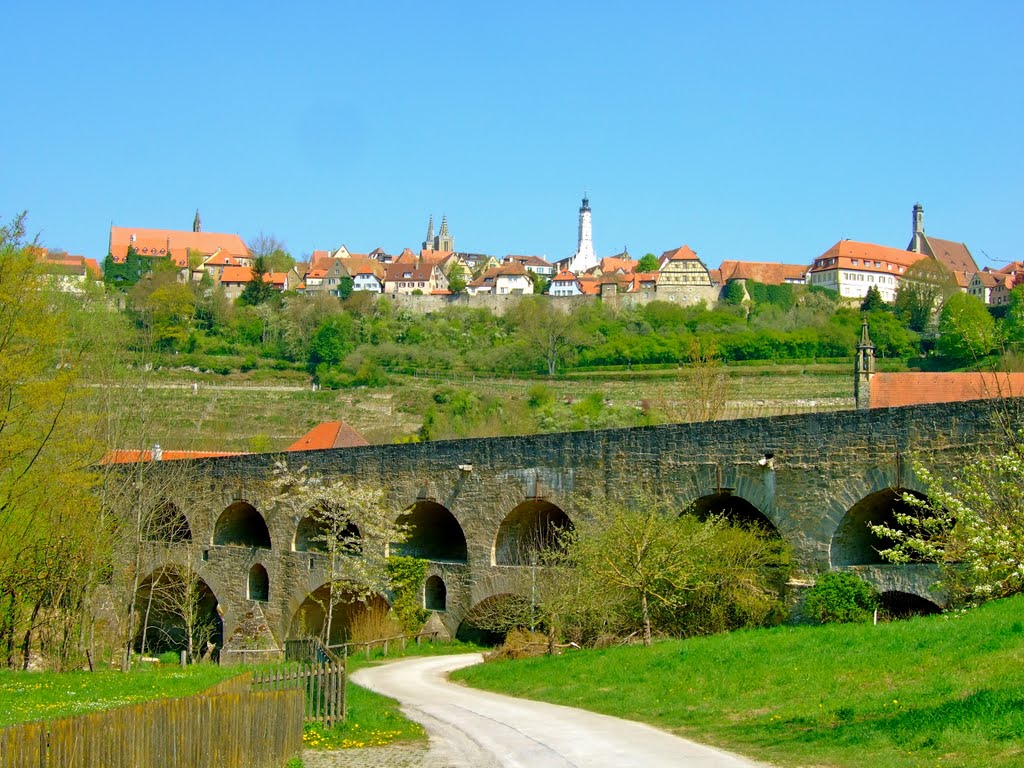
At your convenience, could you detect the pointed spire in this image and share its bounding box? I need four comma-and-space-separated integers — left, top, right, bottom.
426, 215, 434, 242
439, 214, 449, 237
193, 209, 202, 233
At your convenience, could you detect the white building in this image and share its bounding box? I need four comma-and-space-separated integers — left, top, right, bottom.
808, 240, 925, 302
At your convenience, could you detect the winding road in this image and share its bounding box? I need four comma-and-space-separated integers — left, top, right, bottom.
351, 653, 771, 768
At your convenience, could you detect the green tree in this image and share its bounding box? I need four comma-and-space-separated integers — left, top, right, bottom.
239, 255, 274, 306
894, 259, 957, 333
446, 262, 467, 294
509, 298, 586, 376
860, 285, 886, 312
636, 253, 660, 273
247, 232, 294, 274
1001, 284, 1024, 348
103, 245, 149, 288
528, 270, 550, 295
937, 292, 996, 363
308, 313, 355, 372
0, 213, 107, 668
722, 280, 746, 305
802, 572, 878, 624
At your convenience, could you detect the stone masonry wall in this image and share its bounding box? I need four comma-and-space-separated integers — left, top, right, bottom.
146, 398, 1020, 650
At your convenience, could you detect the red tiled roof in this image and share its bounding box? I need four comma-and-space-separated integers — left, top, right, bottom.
660, 245, 699, 263
577, 275, 601, 295
203, 253, 240, 267
101, 449, 243, 464
719, 260, 808, 284
870, 372, 1024, 409
599, 257, 638, 274
812, 241, 925, 275
385, 262, 436, 282
220, 266, 284, 286
919, 235, 979, 274
552, 269, 577, 281
110, 226, 248, 267
287, 421, 369, 451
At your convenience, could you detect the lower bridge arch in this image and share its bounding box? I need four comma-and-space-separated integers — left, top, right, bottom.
288, 585, 390, 646
879, 590, 942, 619
134, 566, 223, 657
830, 488, 930, 567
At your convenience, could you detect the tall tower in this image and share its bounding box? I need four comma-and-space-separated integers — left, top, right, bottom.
910, 203, 924, 253
568, 194, 597, 273
193, 209, 202, 233
437, 215, 453, 251
422, 215, 435, 251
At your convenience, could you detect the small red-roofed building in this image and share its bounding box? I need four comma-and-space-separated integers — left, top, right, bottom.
467, 262, 532, 295
340, 257, 386, 293
595, 256, 638, 276
35, 249, 103, 292
219, 266, 289, 300
101, 447, 244, 464
503, 255, 556, 277
287, 421, 370, 451
384, 260, 449, 295
550, 269, 581, 296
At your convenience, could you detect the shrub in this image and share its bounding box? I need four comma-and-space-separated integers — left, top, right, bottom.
803, 572, 878, 624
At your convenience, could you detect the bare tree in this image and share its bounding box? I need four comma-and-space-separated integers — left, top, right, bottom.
679, 340, 731, 422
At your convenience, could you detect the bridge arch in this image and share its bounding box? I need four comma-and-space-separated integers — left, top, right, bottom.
686, 492, 781, 536
134, 566, 223, 655
391, 500, 468, 563
425, 575, 447, 612
287, 585, 390, 646
213, 501, 271, 549
493, 500, 573, 566
879, 590, 941, 619
293, 514, 361, 554
830, 488, 929, 567
144, 500, 192, 543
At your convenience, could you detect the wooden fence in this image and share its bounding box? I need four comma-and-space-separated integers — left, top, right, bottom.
0, 687, 303, 768
250, 661, 345, 727
331, 629, 441, 660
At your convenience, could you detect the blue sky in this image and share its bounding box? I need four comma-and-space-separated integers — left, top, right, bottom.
3, 2, 1021, 269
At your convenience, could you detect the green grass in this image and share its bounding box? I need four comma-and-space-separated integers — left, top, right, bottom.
453, 597, 1024, 768
302, 640, 484, 751
0, 663, 239, 727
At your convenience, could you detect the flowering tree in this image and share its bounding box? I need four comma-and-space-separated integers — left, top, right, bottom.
271, 461, 406, 643
873, 451, 1024, 606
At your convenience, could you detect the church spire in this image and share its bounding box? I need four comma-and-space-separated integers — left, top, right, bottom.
193, 209, 202, 233
423, 215, 435, 251
437, 214, 453, 251
439, 214, 449, 237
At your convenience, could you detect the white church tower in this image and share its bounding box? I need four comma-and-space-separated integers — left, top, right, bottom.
567, 194, 598, 273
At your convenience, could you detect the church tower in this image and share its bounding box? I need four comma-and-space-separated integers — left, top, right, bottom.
422, 216, 435, 251
568, 194, 597, 273
437, 215, 454, 251
193, 209, 202, 233
910, 203, 924, 253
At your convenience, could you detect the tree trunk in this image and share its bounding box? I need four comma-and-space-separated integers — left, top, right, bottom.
21, 601, 42, 670
641, 592, 652, 646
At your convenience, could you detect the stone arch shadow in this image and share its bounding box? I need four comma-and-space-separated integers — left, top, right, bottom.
213, 501, 271, 549
287, 583, 391, 646
826, 470, 931, 568
133, 564, 224, 656
390, 500, 468, 564
665, 464, 784, 533
492, 498, 573, 566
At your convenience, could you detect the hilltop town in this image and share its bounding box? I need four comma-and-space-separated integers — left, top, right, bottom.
32, 198, 1018, 312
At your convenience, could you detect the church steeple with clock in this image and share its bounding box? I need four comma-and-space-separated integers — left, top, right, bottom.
567, 194, 597, 273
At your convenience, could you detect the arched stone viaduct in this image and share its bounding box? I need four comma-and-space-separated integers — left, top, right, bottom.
139, 398, 1018, 654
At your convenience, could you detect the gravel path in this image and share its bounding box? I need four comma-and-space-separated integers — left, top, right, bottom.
337, 653, 773, 768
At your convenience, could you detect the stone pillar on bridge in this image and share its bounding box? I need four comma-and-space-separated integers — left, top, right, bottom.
855, 319, 875, 410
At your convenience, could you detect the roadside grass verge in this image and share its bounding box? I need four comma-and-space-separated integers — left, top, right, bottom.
0, 663, 238, 727
302, 640, 484, 751
453, 596, 1024, 768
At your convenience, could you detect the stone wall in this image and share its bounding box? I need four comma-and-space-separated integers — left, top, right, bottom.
389, 287, 722, 316
145, 398, 1020, 650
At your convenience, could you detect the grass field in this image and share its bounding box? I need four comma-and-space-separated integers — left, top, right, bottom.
453, 596, 1024, 768
114, 363, 858, 452
0, 663, 238, 727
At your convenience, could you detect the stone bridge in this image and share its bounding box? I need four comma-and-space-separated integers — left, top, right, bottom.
137, 398, 1017, 656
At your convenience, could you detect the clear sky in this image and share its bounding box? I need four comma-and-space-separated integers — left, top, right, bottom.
3, 1, 1021, 269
